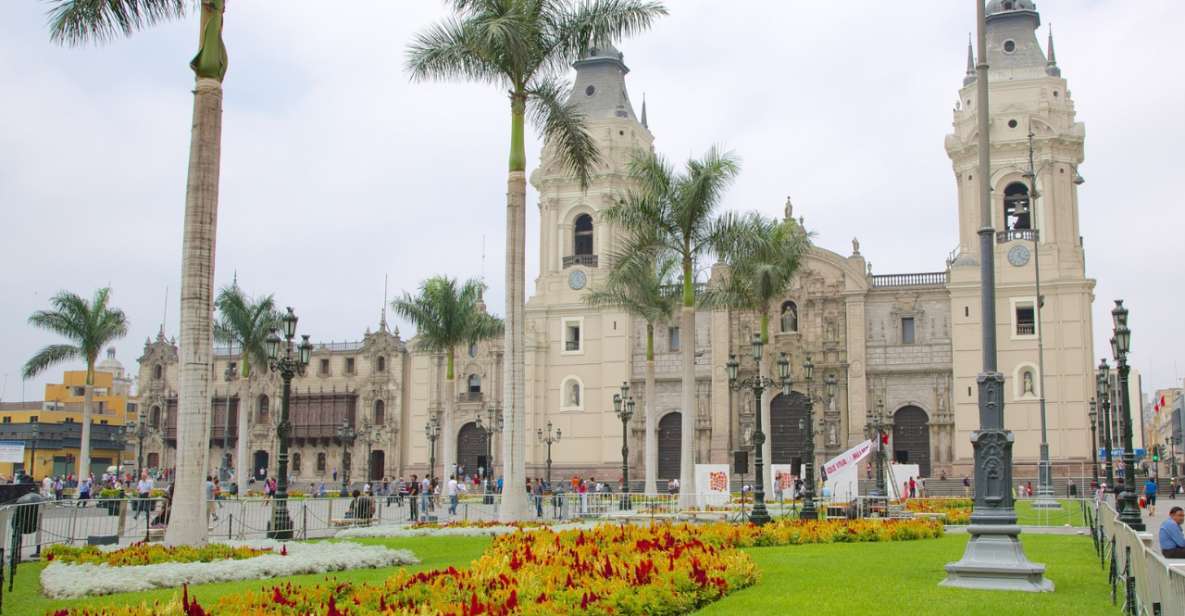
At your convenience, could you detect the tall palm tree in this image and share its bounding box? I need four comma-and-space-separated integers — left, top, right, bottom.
392, 277, 504, 489
604, 147, 741, 507
213, 282, 280, 495
47, 0, 230, 546
585, 253, 679, 496
23, 288, 129, 482
708, 212, 811, 496
406, 0, 666, 520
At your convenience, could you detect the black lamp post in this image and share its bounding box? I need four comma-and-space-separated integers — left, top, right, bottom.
799, 355, 820, 521
475, 405, 502, 504
264, 306, 312, 540
222, 361, 236, 483
613, 382, 635, 510
424, 417, 439, 487
336, 418, 356, 497
1111, 300, 1142, 530
1170, 436, 1178, 484
537, 422, 560, 489
1088, 399, 1099, 489
865, 399, 889, 507
1098, 360, 1115, 494
726, 334, 791, 526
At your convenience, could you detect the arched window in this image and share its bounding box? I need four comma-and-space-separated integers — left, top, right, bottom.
780, 301, 799, 333
292, 452, 302, 473
376, 356, 386, 373
574, 214, 594, 256
1004, 182, 1032, 230
561, 377, 582, 409
257, 395, 270, 424
468, 374, 481, 394
316, 452, 327, 472
153, 365, 162, 380
149, 405, 161, 429
374, 399, 385, 425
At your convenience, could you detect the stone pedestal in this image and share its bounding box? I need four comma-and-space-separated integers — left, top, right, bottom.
941, 524, 1054, 592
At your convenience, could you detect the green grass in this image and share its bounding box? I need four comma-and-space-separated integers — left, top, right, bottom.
4, 535, 491, 615
695, 533, 1117, 616
1015, 499, 1090, 527
10, 530, 1118, 615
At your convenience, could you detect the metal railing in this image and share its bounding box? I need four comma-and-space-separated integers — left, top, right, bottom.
870, 272, 948, 288
997, 229, 1039, 243
1093, 498, 1185, 615
562, 254, 598, 268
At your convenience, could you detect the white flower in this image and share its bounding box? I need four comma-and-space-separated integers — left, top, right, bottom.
40, 540, 418, 599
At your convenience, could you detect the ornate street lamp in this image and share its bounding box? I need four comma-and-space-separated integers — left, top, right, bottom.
726, 334, 791, 526
1088, 399, 1099, 489
337, 418, 357, 497
613, 383, 635, 510
799, 355, 820, 521
1098, 359, 1115, 495
536, 422, 561, 489
423, 417, 439, 486
222, 360, 236, 483
1111, 300, 1142, 530
264, 307, 312, 540
865, 399, 889, 509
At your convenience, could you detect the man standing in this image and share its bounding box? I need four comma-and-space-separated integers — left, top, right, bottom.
134, 471, 153, 520
408, 474, 419, 522
447, 474, 459, 516
1158, 506, 1185, 558
1144, 477, 1159, 517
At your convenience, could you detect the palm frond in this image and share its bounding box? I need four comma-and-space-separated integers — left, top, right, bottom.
406, 16, 504, 86
46, 0, 187, 46
527, 76, 600, 188
23, 344, 80, 379
548, 0, 668, 68
215, 283, 280, 376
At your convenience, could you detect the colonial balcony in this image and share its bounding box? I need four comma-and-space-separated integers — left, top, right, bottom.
997, 229, 1039, 243
458, 391, 484, 403
562, 254, 598, 268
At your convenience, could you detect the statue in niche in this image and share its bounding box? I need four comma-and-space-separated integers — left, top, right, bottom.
568, 381, 581, 406
1023, 371, 1035, 396
827, 422, 838, 447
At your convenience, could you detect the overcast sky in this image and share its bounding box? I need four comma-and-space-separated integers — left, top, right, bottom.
1, 1, 1182, 403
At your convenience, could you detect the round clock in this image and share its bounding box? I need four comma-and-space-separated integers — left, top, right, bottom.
568, 270, 587, 290
1007, 244, 1031, 267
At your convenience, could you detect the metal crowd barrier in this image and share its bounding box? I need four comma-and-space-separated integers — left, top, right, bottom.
1093, 498, 1185, 615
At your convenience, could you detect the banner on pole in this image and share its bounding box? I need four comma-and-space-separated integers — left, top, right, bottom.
823, 439, 874, 478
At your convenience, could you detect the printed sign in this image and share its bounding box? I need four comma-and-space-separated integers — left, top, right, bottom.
0, 441, 26, 464
694, 464, 730, 507
822, 439, 874, 478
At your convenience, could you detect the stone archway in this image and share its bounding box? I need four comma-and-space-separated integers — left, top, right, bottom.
657, 412, 682, 482
770, 392, 809, 471
456, 422, 487, 479
892, 406, 931, 478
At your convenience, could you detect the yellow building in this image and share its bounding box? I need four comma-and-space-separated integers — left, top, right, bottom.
0, 349, 135, 481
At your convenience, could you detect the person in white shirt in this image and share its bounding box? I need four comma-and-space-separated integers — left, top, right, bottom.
134, 472, 154, 520
447, 475, 460, 515
42, 475, 53, 497
420, 476, 431, 514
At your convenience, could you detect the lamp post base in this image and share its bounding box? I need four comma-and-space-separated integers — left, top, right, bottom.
1032, 458, 1061, 509
941, 525, 1053, 592
750, 496, 771, 526
267, 507, 293, 541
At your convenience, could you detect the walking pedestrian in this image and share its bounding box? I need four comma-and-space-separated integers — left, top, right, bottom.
1145, 476, 1159, 517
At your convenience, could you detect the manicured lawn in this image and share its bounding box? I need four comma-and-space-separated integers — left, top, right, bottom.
696, 533, 1117, 616
1015, 499, 1091, 527
10, 529, 1116, 615
4, 535, 492, 615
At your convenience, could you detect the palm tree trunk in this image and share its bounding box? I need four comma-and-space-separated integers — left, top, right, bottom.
500, 94, 530, 521
677, 255, 697, 508
644, 323, 658, 496
235, 378, 249, 494
78, 374, 93, 481
165, 75, 223, 546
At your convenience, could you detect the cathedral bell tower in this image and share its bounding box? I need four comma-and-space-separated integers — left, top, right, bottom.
947, 0, 1096, 471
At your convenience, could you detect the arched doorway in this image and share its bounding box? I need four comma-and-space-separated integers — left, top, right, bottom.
253, 450, 269, 480
370, 450, 385, 481
770, 392, 809, 471
456, 422, 487, 479
657, 412, 682, 482
892, 406, 931, 478
146, 452, 159, 470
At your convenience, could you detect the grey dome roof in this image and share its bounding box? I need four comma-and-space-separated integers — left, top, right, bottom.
987, 0, 1037, 14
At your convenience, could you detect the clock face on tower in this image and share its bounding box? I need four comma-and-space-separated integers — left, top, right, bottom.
1007, 244, 1031, 267
568, 269, 587, 290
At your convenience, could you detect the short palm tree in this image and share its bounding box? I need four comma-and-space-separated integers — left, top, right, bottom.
23, 288, 129, 482
213, 282, 280, 494
708, 212, 811, 495
392, 276, 504, 486
586, 253, 679, 496
604, 147, 741, 507
407, 0, 666, 519
46, 0, 230, 546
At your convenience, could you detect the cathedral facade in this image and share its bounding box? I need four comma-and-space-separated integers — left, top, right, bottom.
135, 0, 1094, 487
